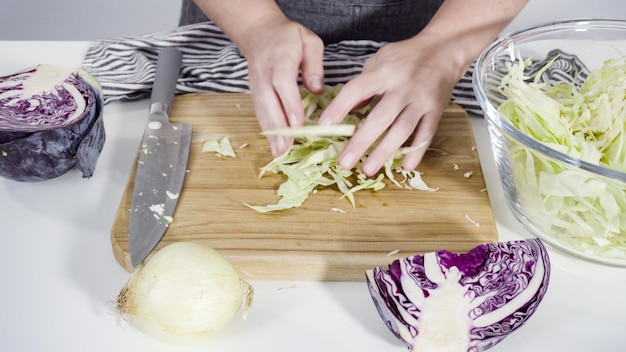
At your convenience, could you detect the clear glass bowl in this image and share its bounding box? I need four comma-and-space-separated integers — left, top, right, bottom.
473, 19, 626, 266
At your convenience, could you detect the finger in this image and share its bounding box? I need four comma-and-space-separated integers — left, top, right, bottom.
337, 93, 405, 170
300, 32, 325, 94
271, 57, 306, 129
249, 79, 293, 157
317, 76, 381, 126
401, 110, 441, 171
360, 104, 423, 176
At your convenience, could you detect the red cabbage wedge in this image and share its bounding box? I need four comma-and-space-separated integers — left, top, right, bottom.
366, 238, 550, 352
0, 64, 105, 182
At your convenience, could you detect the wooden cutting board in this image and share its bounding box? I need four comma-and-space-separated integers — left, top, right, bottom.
111, 93, 497, 281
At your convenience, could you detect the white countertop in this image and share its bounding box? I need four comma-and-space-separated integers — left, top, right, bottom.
1, 40, 625, 352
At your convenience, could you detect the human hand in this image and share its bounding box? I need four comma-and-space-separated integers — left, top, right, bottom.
238, 14, 325, 157
317, 37, 464, 176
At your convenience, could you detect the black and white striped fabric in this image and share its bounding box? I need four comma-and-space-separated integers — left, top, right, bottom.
82, 22, 588, 116
82, 22, 387, 104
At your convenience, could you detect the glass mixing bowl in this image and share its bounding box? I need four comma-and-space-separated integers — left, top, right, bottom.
473, 19, 626, 266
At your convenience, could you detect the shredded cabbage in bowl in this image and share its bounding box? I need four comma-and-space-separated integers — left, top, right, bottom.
496, 55, 626, 262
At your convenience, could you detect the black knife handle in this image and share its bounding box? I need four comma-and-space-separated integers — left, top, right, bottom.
151, 47, 182, 112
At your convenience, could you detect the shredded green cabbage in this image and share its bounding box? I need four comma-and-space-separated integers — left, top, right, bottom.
245, 85, 434, 213
498, 55, 626, 259
201, 137, 236, 157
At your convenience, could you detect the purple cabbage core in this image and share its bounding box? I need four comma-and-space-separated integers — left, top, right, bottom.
0, 65, 106, 182
366, 239, 550, 352
0, 69, 95, 132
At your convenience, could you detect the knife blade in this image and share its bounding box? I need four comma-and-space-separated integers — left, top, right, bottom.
128, 47, 192, 267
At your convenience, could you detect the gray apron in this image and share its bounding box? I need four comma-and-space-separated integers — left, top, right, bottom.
179, 0, 444, 43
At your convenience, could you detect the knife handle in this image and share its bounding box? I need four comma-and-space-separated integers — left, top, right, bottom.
151, 47, 182, 115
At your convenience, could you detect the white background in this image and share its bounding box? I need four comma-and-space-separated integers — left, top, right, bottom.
0, 0, 624, 40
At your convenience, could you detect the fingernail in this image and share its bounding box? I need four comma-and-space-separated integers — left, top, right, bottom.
272, 136, 289, 157
361, 161, 379, 176
339, 151, 357, 169
288, 113, 298, 126
319, 118, 332, 126
269, 137, 280, 156
308, 76, 323, 91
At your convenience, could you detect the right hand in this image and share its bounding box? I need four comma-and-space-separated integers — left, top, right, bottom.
238, 14, 325, 157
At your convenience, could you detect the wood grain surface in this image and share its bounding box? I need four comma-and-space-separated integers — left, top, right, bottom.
110, 93, 497, 281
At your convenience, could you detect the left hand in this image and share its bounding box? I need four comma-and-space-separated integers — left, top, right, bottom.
317, 35, 463, 177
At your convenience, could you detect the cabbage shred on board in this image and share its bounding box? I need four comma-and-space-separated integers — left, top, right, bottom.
245, 85, 436, 212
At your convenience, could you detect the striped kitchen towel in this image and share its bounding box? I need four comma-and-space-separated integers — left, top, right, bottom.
82, 22, 588, 115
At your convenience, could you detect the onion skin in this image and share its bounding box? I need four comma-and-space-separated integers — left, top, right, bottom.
0, 65, 105, 182
116, 242, 253, 344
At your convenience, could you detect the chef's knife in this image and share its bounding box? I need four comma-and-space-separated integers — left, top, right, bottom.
128, 47, 192, 267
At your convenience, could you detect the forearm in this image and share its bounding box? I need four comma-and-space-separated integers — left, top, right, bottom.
417, 0, 528, 75
192, 0, 286, 54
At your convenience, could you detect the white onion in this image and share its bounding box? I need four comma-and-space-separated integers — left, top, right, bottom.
115, 242, 253, 343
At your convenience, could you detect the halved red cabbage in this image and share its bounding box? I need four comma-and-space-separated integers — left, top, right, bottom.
366, 238, 550, 352
0, 64, 105, 182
